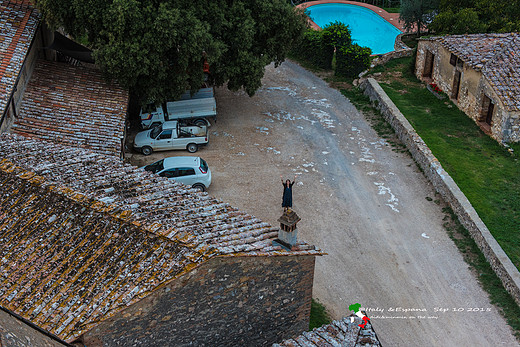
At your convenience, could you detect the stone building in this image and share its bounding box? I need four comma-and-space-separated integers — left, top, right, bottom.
415, 33, 520, 143
0, 0, 129, 157
0, 134, 320, 346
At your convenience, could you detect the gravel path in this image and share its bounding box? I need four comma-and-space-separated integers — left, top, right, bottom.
129, 61, 518, 346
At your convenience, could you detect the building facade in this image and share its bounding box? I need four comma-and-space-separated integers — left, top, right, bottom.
416, 33, 520, 143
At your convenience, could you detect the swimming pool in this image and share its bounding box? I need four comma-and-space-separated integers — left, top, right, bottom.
306, 3, 402, 55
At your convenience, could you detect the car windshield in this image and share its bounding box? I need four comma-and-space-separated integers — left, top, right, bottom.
200, 158, 208, 173
144, 159, 164, 174
150, 125, 162, 138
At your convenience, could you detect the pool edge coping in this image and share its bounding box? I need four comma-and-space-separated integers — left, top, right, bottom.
297, 0, 406, 32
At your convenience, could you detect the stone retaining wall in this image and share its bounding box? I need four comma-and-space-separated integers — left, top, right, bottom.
370, 34, 413, 68
360, 77, 520, 305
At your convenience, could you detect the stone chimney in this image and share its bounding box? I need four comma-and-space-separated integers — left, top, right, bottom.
273, 209, 301, 250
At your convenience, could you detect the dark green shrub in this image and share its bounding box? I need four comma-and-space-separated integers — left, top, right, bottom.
309, 299, 331, 330
294, 29, 332, 69
335, 43, 372, 77
292, 21, 371, 77
322, 21, 352, 49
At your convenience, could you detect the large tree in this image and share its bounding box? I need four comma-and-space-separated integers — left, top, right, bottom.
399, 0, 440, 35
35, 0, 307, 103
430, 0, 520, 34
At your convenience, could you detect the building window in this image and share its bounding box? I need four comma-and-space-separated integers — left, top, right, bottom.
449, 53, 457, 66
456, 58, 464, 69
449, 53, 464, 69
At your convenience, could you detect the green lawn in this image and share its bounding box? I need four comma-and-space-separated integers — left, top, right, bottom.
369, 57, 520, 269
290, 53, 520, 337
309, 298, 332, 330
382, 7, 400, 13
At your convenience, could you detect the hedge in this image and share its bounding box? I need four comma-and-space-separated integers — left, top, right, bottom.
335, 43, 372, 77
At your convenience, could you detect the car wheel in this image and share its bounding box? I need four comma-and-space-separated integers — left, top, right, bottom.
142, 146, 153, 156
192, 183, 206, 192
194, 119, 207, 127
187, 143, 198, 153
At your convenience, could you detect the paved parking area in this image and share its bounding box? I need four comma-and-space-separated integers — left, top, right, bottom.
126, 61, 518, 346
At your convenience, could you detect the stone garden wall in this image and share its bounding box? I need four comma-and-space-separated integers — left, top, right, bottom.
370, 34, 413, 68
360, 77, 520, 305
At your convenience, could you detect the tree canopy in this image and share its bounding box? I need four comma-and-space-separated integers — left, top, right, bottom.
429, 0, 520, 34
399, 0, 439, 34
35, 0, 307, 103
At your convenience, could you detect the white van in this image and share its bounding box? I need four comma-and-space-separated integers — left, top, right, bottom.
143, 156, 211, 191
140, 88, 217, 129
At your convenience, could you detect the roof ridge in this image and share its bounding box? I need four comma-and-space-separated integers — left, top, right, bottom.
0, 2, 34, 90
0, 158, 212, 255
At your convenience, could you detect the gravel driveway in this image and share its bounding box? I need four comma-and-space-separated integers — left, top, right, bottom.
128, 61, 518, 346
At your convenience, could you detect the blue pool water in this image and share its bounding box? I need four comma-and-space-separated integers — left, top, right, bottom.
307, 4, 402, 55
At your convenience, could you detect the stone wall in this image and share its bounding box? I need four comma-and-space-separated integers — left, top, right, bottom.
507, 111, 520, 143
370, 33, 413, 68
415, 40, 519, 143
81, 255, 315, 347
0, 309, 67, 347
360, 77, 520, 305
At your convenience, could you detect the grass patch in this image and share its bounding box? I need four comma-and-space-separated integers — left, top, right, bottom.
382, 7, 400, 13
367, 56, 520, 270
364, 57, 520, 338
309, 298, 332, 330
442, 206, 520, 339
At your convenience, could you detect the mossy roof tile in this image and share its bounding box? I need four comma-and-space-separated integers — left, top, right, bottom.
0, 134, 320, 341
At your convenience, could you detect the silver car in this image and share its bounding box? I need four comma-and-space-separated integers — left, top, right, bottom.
143, 156, 211, 191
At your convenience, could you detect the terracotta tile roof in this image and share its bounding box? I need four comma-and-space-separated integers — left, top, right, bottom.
429, 33, 520, 112
0, 158, 215, 342
273, 315, 381, 347
12, 59, 129, 156
0, 134, 320, 258
0, 0, 40, 114
0, 134, 320, 341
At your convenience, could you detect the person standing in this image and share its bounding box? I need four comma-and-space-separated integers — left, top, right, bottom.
281, 175, 297, 212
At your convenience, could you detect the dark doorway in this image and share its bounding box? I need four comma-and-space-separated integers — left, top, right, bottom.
423, 51, 434, 78
481, 95, 495, 125
451, 70, 461, 100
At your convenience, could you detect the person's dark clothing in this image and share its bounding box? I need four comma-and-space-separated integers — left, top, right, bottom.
282, 181, 294, 208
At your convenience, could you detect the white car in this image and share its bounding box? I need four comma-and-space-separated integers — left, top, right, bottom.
143, 156, 211, 191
